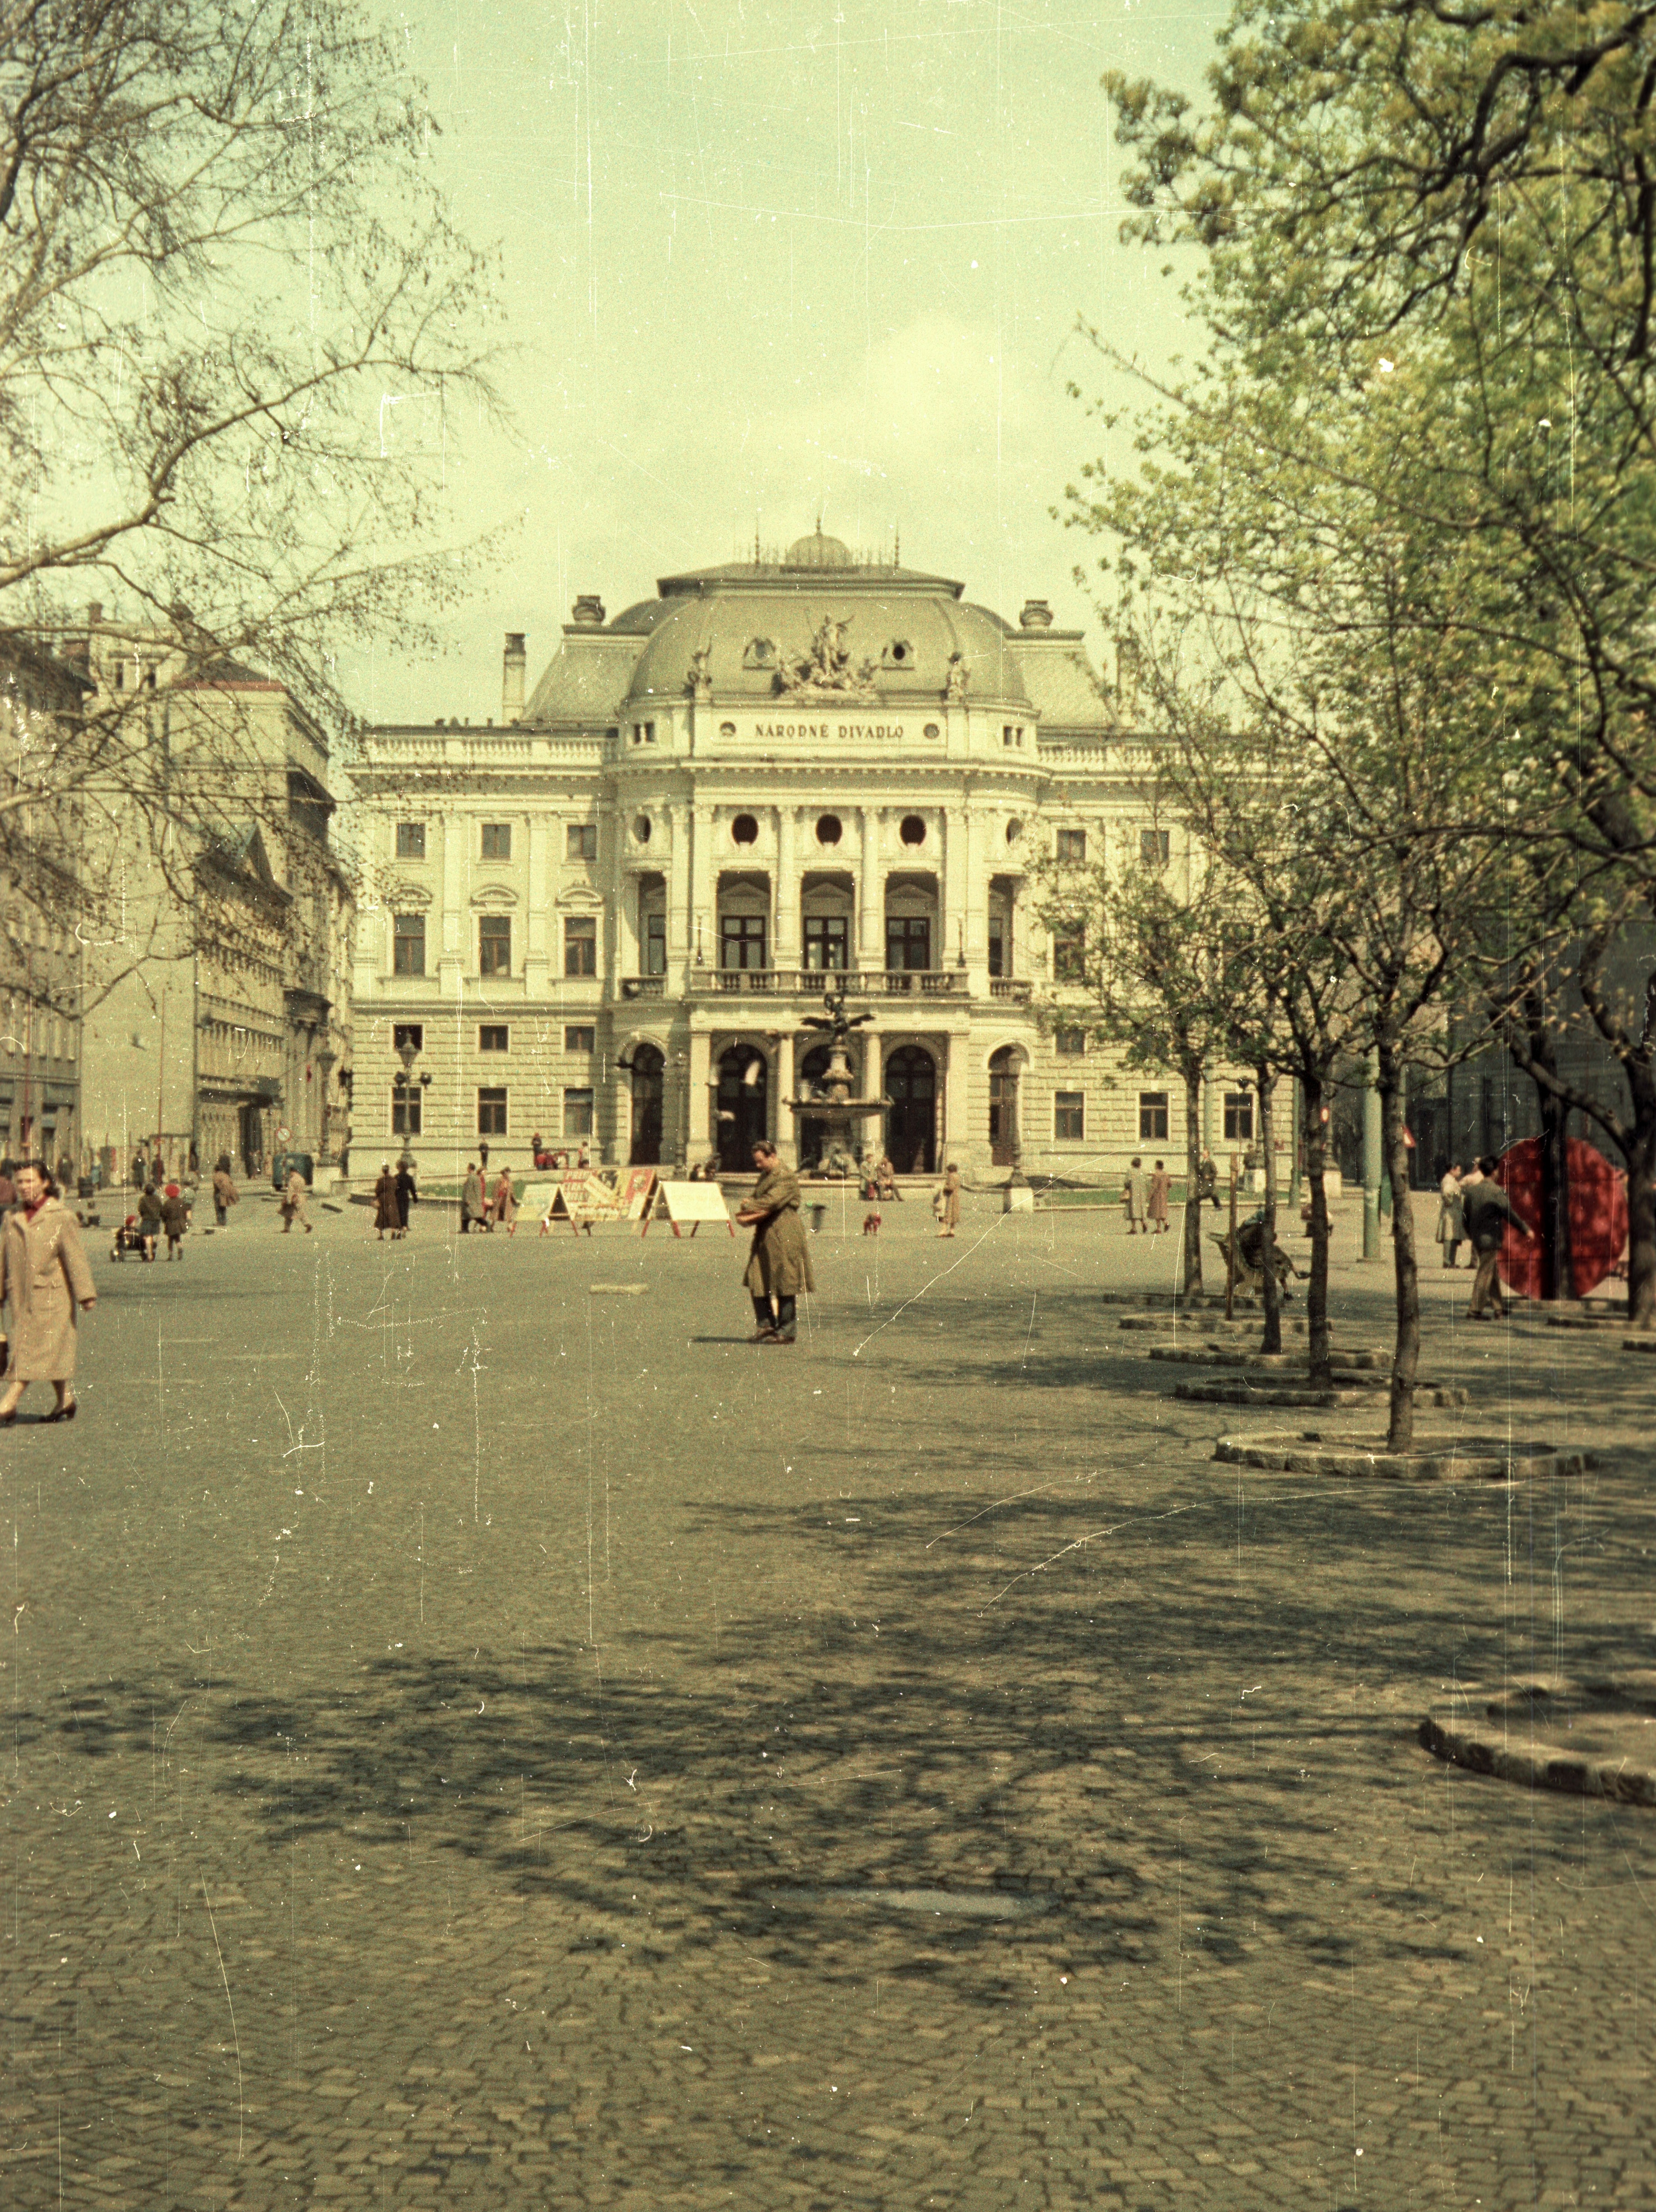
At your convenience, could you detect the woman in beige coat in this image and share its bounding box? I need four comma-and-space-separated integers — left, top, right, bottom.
0, 1163, 97, 1424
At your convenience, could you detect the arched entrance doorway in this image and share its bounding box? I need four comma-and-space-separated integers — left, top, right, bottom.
989, 1046, 1021, 1168
628, 1043, 664, 1165
796, 1043, 832, 1172
716, 1043, 768, 1172
885, 1044, 937, 1174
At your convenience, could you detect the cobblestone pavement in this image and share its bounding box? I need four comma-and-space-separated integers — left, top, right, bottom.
1, 1199, 1652, 2209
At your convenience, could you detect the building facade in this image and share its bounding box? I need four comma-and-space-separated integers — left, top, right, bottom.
351, 531, 1232, 1183
0, 634, 92, 1170
72, 614, 355, 1184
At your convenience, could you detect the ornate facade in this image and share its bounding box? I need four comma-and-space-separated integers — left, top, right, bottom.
351, 531, 1221, 1183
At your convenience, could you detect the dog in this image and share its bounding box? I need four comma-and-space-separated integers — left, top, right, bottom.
862, 1210, 881, 1236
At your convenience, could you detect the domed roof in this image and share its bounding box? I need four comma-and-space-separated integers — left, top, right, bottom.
783, 527, 854, 570
623, 587, 1031, 708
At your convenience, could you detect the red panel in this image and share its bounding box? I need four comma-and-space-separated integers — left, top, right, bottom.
1492, 1137, 1629, 1299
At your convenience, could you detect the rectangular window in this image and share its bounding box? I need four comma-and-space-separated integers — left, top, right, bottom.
478, 1024, 509, 1053
393, 913, 425, 975
481, 822, 512, 860
564, 915, 598, 976
1052, 931, 1085, 983
1002, 723, 1024, 748
477, 1086, 508, 1136
563, 1086, 594, 1138
1140, 827, 1171, 867
1223, 1091, 1255, 1142
1056, 1028, 1087, 1057
392, 1023, 423, 1055
1139, 1090, 1170, 1141
565, 1025, 595, 1053
885, 916, 931, 971
566, 822, 598, 861
803, 915, 849, 971
644, 910, 667, 974
1054, 1091, 1086, 1141
721, 914, 767, 970
395, 821, 426, 859
391, 1088, 422, 1136
478, 915, 511, 976
988, 917, 1006, 978
1057, 828, 1087, 864
631, 721, 656, 746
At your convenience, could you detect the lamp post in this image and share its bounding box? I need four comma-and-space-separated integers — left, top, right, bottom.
392, 1039, 430, 1173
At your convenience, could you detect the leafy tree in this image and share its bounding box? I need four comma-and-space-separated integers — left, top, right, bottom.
1, 0, 500, 1011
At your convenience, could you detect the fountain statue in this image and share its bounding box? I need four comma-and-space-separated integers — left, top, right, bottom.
789, 978, 887, 1178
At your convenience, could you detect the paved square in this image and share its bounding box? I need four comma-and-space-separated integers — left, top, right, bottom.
2, 1196, 1651, 2208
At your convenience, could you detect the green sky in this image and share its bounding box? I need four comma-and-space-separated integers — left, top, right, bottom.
353, 0, 1229, 725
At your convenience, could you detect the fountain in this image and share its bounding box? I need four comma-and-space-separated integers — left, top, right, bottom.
788, 978, 886, 1178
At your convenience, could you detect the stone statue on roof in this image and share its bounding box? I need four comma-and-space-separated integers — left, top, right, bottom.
775, 613, 877, 699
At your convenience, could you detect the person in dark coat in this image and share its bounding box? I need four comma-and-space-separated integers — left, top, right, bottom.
137, 1179, 163, 1261
394, 1163, 417, 1236
1462, 1156, 1535, 1318
372, 1164, 399, 1241
460, 1165, 486, 1234
211, 1156, 239, 1229
735, 1141, 815, 1343
160, 1183, 190, 1259
0, 1163, 97, 1422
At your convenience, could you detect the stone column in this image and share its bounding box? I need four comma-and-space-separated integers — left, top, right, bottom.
942, 806, 969, 978
691, 802, 715, 975
775, 1032, 796, 1165
615, 872, 640, 982
524, 816, 550, 995
774, 805, 799, 974
858, 807, 882, 971
687, 1029, 712, 1165
438, 810, 465, 989
943, 1027, 971, 1171
666, 804, 691, 966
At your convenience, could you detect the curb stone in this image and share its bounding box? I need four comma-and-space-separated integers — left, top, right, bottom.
1211, 1431, 1591, 1480
1420, 1677, 1656, 1806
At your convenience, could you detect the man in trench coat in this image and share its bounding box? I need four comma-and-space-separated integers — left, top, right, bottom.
735, 1141, 815, 1344
0, 1163, 97, 1422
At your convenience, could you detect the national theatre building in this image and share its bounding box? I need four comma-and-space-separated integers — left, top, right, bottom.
350, 530, 1211, 1183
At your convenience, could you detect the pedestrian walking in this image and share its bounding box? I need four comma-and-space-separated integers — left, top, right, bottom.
0, 1162, 97, 1424
160, 1182, 190, 1260
372, 1164, 399, 1241
1436, 1164, 1467, 1268
1462, 1157, 1534, 1318
394, 1162, 417, 1237
211, 1155, 239, 1229
279, 1167, 313, 1234
735, 1140, 815, 1344
492, 1168, 518, 1236
460, 1164, 486, 1234
1147, 1160, 1172, 1233
137, 1178, 163, 1261
1123, 1156, 1149, 1234
935, 1161, 962, 1238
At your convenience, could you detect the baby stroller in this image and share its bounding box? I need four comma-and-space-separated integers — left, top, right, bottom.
110, 1214, 145, 1261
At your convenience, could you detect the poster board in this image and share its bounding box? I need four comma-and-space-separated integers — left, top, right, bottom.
642, 1180, 737, 1238
539, 1169, 628, 1236
617, 1167, 659, 1220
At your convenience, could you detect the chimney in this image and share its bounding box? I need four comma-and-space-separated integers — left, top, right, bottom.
1018, 598, 1053, 630
87, 601, 104, 629
1115, 636, 1141, 723
570, 594, 605, 628
502, 632, 525, 725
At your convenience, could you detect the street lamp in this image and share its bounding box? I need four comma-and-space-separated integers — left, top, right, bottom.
392, 1039, 431, 1173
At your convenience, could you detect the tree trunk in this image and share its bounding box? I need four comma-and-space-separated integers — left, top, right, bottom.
1303, 1069, 1333, 1388
1256, 1062, 1281, 1354
1182, 1061, 1204, 1298
1627, 1052, 1656, 1330
1379, 1048, 1420, 1454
